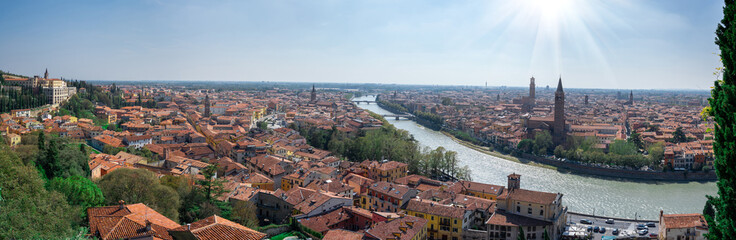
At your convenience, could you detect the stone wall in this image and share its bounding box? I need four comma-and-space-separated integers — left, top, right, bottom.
260, 225, 291, 238
520, 153, 717, 182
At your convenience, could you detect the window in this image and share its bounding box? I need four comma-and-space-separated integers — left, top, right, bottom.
540, 209, 544, 216
453, 228, 458, 232
528, 208, 532, 214
431, 216, 434, 220
454, 219, 458, 224
517, 206, 520, 212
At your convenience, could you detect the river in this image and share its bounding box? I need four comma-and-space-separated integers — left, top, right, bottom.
353, 95, 717, 220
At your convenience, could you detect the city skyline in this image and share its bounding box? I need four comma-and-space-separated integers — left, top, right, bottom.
0, 0, 725, 90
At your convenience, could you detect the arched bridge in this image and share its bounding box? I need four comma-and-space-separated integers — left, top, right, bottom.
383, 114, 415, 120
352, 100, 376, 104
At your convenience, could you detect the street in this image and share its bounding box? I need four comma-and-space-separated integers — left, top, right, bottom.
567, 213, 659, 239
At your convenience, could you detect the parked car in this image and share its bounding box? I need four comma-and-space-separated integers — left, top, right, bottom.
587, 226, 593, 232
605, 219, 615, 224
594, 226, 600, 233
638, 229, 649, 235
636, 224, 648, 230
580, 219, 593, 224
646, 222, 656, 227
650, 233, 659, 238
600, 227, 606, 233
612, 228, 620, 235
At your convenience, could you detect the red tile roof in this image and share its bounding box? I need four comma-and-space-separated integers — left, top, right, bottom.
485, 210, 551, 227
88, 203, 180, 240
366, 215, 428, 240
170, 215, 266, 240
662, 213, 708, 229
323, 229, 364, 240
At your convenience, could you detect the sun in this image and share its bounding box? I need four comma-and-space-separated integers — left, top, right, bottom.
524, 0, 575, 20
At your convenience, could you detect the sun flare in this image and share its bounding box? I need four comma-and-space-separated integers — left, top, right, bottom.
524, 0, 575, 20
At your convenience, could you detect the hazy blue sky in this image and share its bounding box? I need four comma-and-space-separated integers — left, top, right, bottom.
0, 0, 724, 89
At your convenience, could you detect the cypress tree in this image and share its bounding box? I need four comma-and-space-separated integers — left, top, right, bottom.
704, 0, 736, 238
38, 131, 46, 152
517, 227, 526, 240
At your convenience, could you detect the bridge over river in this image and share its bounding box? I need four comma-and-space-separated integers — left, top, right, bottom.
383, 113, 414, 120
352, 100, 376, 104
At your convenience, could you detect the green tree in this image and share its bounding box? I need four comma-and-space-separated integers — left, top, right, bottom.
533, 131, 553, 155
647, 142, 665, 165
628, 130, 643, 149
609, 140, 637, 156
518, 226, 526, 240
0, 146, 79, 239
517, 139, 535, 154
161, 175, 207, 223
441, 97, 453, 106
703, 0, 736, 237
47, 175, 105, 208
543, 229, 551, 240
96, 168, 181, 222
200, 165, 227, 201
38, 131, 46, 152
257, 121, 268, 130
672, 127, 687, 143
230, 200, 259, 229
54, 144, 91, 178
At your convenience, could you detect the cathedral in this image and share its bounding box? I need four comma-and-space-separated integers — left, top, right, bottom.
524, 77, 567, 146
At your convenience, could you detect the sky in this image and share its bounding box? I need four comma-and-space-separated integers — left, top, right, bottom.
0, 0, 725, 89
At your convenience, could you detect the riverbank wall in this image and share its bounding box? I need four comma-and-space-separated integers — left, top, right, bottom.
520, 153, 717, 182
568, 211, 656, 223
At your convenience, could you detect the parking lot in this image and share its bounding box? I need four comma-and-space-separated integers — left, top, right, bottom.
567, 213, 659, 239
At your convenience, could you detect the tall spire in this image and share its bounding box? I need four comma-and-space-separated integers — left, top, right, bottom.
310, 84, 317, 102
204, 94, 211, 117
556, 76, 563, 92
44, 68, 49, 79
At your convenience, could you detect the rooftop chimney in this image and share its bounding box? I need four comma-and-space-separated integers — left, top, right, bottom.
118, 200, 126, 210
144, 220, 152, 232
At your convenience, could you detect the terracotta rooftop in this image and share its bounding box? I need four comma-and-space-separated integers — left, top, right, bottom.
169, 215, 266, 240
502, 188, 560, 205
661, 213, 708, 229
365, 215, 428, 240
323, 229, 364, 240
87, 203, 180, 240
485, 210, 552, 227
405, 198, 466, 219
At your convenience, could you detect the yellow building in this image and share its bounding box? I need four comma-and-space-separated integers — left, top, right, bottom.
280, 170, 307, 191
5, 133, 21, 147
405, 199, 466, 240
360, 181, 417, 212
359, 160, 408, 183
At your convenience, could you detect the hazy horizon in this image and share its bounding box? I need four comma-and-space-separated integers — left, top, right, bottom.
0, 0, 725, 90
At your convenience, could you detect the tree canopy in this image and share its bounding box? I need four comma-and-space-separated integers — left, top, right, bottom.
47, 175, 105, 209
0, 146, 79, 239
703, 0, 736, 237
96, 168, 181, 222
